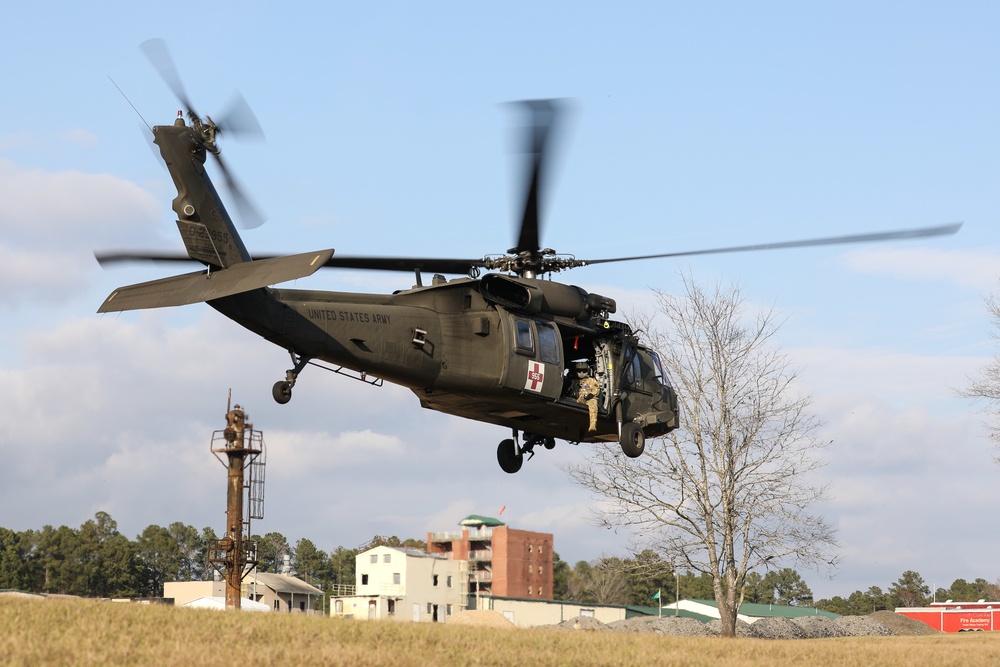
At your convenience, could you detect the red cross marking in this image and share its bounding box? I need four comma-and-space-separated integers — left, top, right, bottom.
525, 362, 545, 392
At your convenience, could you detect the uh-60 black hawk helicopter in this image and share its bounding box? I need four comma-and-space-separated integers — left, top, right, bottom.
99, 40, 960, 473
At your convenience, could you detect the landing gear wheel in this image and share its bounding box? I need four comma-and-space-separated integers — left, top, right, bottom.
272, 381, 293, 405
543, 437, 556, 450
620, 422, 645, 458
497, 438, 523, 474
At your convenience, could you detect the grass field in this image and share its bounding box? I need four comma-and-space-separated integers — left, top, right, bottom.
3, 597, 1000, 666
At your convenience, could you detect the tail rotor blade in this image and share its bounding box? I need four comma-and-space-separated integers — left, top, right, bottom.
213, 152, 267, 229
217, 91, 265, 140
140, 38, 197, 120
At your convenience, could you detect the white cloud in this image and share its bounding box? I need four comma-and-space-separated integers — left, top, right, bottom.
840, 246, 1000, 291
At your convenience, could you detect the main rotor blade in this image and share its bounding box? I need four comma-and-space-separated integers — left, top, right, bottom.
580, 222, 963, 266
317, 256, 484, 274
96, 251, 192, 265
140, 38, 196, 118
513, 99, 560, 256
96, 251, 484, 276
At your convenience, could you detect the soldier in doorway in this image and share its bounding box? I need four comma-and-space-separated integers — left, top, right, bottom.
575, 361, 599, 432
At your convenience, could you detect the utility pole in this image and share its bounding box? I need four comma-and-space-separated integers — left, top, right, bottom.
207, 393, 266, 610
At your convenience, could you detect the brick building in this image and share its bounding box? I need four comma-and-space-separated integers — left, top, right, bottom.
427, 515, 553, 599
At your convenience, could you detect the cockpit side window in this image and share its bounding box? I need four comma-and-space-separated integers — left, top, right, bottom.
624, 352, 641, 388
536, 322, 560, 365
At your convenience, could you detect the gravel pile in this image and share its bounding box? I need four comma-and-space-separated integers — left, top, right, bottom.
604, 616, 715, 637
745, 617, 809, 640
790, 616, 846, 638
706, 618, 753, 637
605, 617, 658, 634
831, 615, 893, 637
647, 617, 717, 637
539, 613, 924, 639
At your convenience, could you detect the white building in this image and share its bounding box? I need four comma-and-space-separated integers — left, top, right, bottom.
332, 546, 468, 622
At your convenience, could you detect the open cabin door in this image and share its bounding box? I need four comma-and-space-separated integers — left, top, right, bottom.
499, 315, 564, 401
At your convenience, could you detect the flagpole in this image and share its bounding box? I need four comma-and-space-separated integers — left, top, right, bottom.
675, 571, 679, 617
658, 588, 661, 618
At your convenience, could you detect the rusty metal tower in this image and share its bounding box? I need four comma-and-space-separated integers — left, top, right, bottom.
206, 393, 266, 610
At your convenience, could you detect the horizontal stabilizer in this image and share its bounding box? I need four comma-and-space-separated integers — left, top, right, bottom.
98, 249, 334, 313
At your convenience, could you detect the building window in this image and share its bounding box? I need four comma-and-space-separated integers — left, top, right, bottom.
362, 574, 369, 585
274, 600, 280, 611
433, 575, 439, 587
427, 603, 433, 614
388, 599, 395, 615
581, 609, 595, 618
528, 544, 533, 553
538, 565, 543, 574
539, 587, 543, 597
384, 553, 392, 563
370, 554, 378, 564
393, 573, 401, 585
447, 575, 453, 588
528, 586, 532, 595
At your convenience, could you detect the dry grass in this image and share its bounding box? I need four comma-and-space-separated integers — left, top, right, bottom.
3, 597, 1000, 667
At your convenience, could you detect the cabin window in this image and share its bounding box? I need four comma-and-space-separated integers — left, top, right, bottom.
536, 322, 560, 365
515, 319, 534, 354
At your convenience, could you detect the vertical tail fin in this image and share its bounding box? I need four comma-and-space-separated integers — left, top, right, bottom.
154, 121, 252, 267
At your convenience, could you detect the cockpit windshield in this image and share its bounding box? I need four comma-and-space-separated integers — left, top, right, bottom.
649, 350, 670, 387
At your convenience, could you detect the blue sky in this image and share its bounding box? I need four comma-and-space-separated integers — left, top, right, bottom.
2, 1, 999, 601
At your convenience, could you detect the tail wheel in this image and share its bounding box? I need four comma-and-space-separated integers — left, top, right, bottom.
620, 422, 645, 458
497, 438, 523, 474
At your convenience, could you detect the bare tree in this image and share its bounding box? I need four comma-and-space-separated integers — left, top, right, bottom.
567, 274, 838, 637
959, 291, 1000, 461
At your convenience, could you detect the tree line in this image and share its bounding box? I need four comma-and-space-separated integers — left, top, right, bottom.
1, 512, 993, 614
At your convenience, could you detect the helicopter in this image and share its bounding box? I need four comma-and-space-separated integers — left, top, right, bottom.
99, 40, 961, 474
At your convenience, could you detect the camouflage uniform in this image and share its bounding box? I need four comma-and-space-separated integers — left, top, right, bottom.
577, 376, 600, 432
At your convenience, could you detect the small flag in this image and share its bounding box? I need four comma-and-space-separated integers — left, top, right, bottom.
652, 590, 660, 600
499, 505, 506, 516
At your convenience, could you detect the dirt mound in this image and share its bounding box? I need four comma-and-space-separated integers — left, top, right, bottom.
550, 615, 607, 631
448, 610, 515, 628
870, 610, 939, 635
